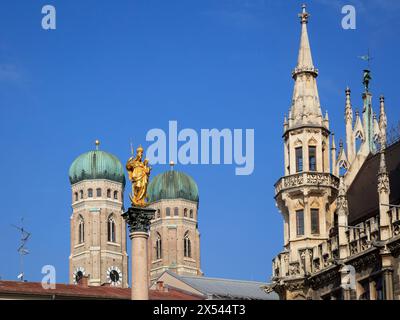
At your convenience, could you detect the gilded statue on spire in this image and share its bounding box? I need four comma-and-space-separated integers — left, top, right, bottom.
126, 145, 151, 207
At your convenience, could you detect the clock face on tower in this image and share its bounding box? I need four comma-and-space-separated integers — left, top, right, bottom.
73, 267, 86, 284
106, 266, 122, 286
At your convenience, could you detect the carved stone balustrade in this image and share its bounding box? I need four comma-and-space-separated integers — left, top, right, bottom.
275, 172, 340, 196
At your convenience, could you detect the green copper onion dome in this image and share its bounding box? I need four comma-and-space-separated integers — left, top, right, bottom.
69, 145, 125, 185
147, 170, 199, 203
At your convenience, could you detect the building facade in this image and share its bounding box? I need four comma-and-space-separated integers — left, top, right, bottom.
68, 142, 128, 288
147, 167, 202, 282
270, 5, 400, 300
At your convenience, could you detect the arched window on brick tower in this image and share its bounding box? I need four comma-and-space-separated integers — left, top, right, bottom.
155, 233, 162, 260
184, 231, 191, 258
107, 215, 116, 243
78, 215, 85, 244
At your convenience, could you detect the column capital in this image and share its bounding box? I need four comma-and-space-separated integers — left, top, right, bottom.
122, 206, 156, 234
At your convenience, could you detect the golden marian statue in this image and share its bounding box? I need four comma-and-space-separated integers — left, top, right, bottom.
126, 145, 151, 207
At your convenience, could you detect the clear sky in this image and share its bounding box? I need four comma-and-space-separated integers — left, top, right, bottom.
0, 0, 399, 284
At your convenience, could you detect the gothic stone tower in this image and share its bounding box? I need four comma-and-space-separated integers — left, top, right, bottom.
147, 166, 202, 282
68, 142, 128, 287
274, 5, 339, 299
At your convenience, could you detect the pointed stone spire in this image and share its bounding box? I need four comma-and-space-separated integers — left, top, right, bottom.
378, 142, 390, 241
353, 109, 365, 142
296, 4, 314, 70
345, 87, 355, 163
324, 110, 329, 129
337, 177, 349, 259
284, 114, 288, 132
345, 87, 353, 124
373, 112, 380, 143
379, 95, 387, 147
289, 4, 322, 129
337, 139, 349, 172
331, 133, 338, 176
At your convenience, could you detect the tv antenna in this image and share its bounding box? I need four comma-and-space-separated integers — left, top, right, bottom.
11, 218, 31, 282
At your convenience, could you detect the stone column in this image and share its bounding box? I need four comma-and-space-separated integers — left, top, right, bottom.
381, 248, 394, 300
123, 206, 155, 300
382, 268, 394, 300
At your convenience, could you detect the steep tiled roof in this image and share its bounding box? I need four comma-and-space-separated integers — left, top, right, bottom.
0, 281, 203, 300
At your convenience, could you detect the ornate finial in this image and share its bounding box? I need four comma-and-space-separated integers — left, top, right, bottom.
95, 140, 100, 150
345, 87, 351, 95
380, 95, 385, 103
339, 139, 344, 149
299, 4, 309, 24
170, 161, 175, 171
355, 109, 360, 117
331, 133, 336, 149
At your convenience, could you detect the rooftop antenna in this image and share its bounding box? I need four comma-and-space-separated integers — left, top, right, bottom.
11, 218, 31, 282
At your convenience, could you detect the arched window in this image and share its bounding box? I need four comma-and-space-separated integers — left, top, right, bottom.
80, 190, 83, 199
184, 208, 188, 217
296, 210, 304, 236
166, 208, 171, 216
88, 188, 93, 198
295, 147, 303, 172
157, 209, 161, 219
174, 207, 179, 216
107, 189, 111, 198
309, 146, 317, 171
113, 191, 118, 200
190, 209, 194, 219
184, 232, 191, 258
74, 192, 78, 201
96, 188, 102, 197
311, 208, 319, 234
78, 216, 85, 244
107, 215, 116, 242
155, 233, 162, 260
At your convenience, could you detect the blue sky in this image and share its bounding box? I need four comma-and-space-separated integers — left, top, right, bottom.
0, 0, 399, 283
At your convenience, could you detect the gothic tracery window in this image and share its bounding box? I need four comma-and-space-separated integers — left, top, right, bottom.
296, 210, 304, 236
311, 208, 320, 234
295, 147, 303, 172
309, 146, 317, 171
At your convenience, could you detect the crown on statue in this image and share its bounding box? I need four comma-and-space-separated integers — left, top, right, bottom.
137, 145, 144, 153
